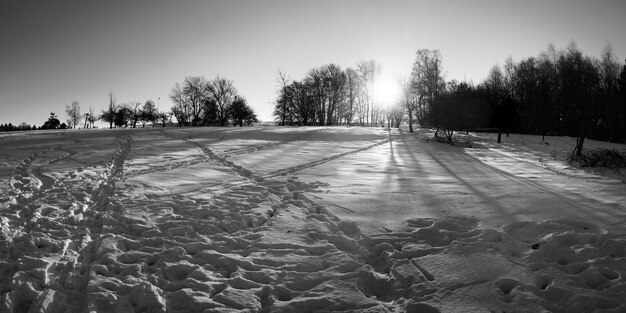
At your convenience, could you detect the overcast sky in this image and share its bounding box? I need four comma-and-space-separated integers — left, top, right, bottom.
1, 0, 625, 126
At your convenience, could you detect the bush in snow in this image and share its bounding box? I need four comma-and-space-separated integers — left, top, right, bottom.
570, 148, 626, 168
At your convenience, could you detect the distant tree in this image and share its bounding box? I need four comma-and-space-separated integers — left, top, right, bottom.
410, 49, 446, 128
206, 76, 237, 126
598, 44, 622, 142
400, 77, 414, 132
274, 69, 293, 126
126, 101, 142, 128
386, 103, 404, 129
156, 111, 170, 127
230, 96, 258, 126
512, 57, 540, 134
42, 112, 61, 129
343, 67, 359, 125
201, 99, 219, 126
322, 64, 347, 126
83, 113, 90, 128
431, 91, 462, 143
286, 80, 316, 126
65, 101, 81, 129
536, 50, 560, 140
461, 86, 492, 133
83, 106, 96, 129
17, 122, 30, 131
114, 104, 132, 128
183, 76, 207, 126
354, 60, 378, 126
101, 93, 117, 129
484, 65, 507, 142
503, 56, 516, 99
140, 100, 158, 128
618, 60, 626, 141
557, 42, 601, 158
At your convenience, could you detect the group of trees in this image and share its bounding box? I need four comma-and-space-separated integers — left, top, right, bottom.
273, 61, 392, 127
2, 74, 259, 132
99, 93, 170, 129
0, 122, 37, 132
488, 43, 626, 156
405, 43, 625, 156
1, 113, 68, 132
169, 76, 258, 127
273, 43, 625, 157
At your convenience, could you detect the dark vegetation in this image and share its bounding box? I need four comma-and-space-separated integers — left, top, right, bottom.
2, 75, 258, 132
273, 42, 626, 162
573, 148, 626, 168
169, 76, 258, 127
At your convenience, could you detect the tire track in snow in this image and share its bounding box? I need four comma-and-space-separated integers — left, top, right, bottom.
463, 148, 619, 208
408, 130, 626, 231
133, 128, 322, 180
158, 129, 265, 182
220, 129, 323, 156
264, 137, 393, 178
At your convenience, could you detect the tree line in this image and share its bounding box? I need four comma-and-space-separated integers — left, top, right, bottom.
273, 61, 391, 127
273, 42, 626, 157
1, 75, 258, 132
169, 76, 257, 127
403, 43, 626, 158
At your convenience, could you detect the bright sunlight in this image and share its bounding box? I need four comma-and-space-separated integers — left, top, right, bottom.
372, 69, 403, 109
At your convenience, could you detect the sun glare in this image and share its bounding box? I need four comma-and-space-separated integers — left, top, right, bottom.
372, 70, 403, 108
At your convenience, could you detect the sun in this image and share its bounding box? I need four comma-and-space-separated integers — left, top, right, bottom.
372, 69, 403, 109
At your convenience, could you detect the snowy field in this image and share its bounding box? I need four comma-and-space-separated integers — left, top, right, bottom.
1, 126, 625, 312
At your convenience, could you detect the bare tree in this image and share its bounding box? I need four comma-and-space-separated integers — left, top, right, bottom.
322, 64, 347, 125
343, 67, 359, 125
141, 100, 158, 128
557, 42, 601, 158
206, 76, 237, 126
410, 49, 445, 128
170, 83, 189, 126
274, 69, 292, 126
356, 60, 377, 126
101, 92, 117, 129
65, 101, 81, 129
599, 43, 622, 141
183, 76, 207, 126
83, 106, 96, 129
157, 111, 170, 127
503, 56, 516, 100
484, 65, 506, 142
128, 100, 142, 128
400, 76, 416, 132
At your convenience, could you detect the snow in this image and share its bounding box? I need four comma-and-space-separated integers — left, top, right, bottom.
1, 126, 625, 312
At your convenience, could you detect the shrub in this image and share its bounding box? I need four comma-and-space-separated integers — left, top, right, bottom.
571, 148, 626, 168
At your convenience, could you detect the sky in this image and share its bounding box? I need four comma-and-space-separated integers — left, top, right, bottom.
1, 0, 625, 126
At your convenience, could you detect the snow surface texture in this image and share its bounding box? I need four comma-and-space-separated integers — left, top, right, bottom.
0, 127, 625, 312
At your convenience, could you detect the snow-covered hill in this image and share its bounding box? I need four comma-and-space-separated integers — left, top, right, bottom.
1, 127, 624, 312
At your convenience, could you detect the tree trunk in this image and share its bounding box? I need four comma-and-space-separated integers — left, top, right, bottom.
408, 104, 414, 133
573, 135, 585, 158
497, 132, 502, 143
571, 122, 587, 158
